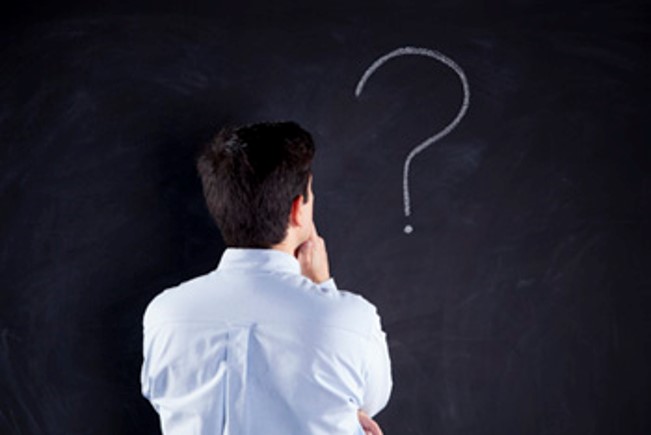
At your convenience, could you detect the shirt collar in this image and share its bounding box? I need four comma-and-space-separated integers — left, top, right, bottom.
216, 248, 301, 276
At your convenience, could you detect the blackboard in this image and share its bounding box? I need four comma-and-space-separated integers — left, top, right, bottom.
1, 1, 649, 434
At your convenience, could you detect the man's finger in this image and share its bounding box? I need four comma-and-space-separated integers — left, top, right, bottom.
358, 411, 383, 435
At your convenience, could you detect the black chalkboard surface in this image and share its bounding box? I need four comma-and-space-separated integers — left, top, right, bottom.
1, 1, 649, 434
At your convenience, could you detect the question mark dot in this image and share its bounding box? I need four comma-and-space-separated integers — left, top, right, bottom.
404, 225, 414, 234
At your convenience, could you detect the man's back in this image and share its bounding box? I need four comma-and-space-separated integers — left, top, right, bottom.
141, 248, 392, 435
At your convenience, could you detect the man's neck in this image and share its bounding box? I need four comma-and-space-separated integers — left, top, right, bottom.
270, 240, 298, 257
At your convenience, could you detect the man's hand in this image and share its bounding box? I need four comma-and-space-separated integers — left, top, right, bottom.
358, 410, 383, 435
295, 224, 330, 284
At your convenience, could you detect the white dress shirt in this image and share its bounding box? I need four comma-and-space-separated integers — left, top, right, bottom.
141, 248, 392, 435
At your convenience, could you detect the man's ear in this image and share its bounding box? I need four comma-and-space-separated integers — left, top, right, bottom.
289, 195, 304, 227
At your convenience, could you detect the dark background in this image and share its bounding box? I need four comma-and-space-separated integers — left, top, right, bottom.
1, 1, 649, 434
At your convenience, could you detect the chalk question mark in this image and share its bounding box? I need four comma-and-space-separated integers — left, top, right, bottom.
355, 47, 470, 234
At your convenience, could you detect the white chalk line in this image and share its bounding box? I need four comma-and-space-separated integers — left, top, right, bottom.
355, 47, 470, 231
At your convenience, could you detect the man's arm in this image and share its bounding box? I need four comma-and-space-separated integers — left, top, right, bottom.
296, 224, 391, 430
360, 314, 392, 416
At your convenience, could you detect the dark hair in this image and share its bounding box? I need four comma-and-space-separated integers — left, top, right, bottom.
196, 121, 315, 248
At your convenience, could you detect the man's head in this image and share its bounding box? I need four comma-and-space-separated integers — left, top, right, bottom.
196, 121, 315, 249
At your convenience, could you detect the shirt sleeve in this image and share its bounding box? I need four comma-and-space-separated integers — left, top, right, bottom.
320, 277, 393, 416
318, 277, 338, 292
361, 310, 393, 417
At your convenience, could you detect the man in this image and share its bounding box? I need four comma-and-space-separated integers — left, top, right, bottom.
141, 122, 392, 434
